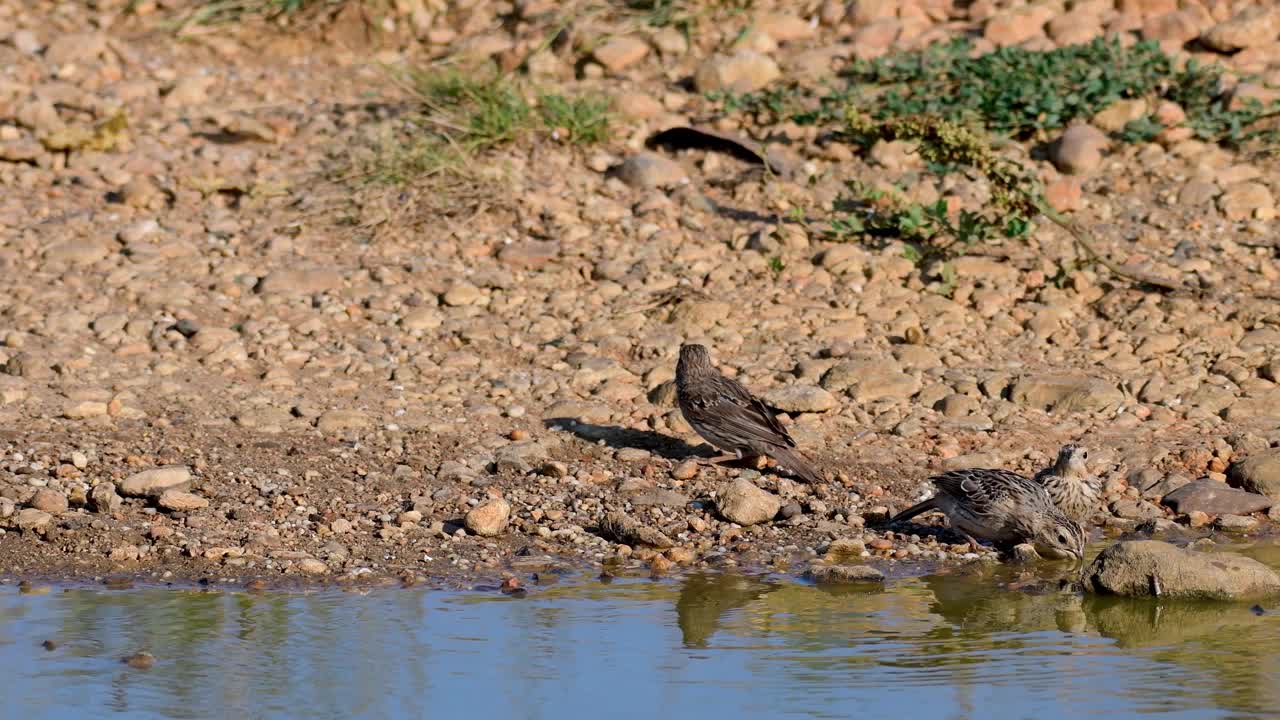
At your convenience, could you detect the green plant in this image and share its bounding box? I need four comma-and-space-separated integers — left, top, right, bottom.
359, 128, 469, 184
847, 37, 1176, 139
355, 68, 612, 184
538, 94, 612, 144
410, 70, 533, 150
831, 182, 1031, 264
708, 84, 857, 126
831, 111, 1183, 290
1119, 116, 1164, 144
937, 260, 958, 296
707, 86, 804, 123
784, 205, 808, 227
709, 37, 1280, 290
901, 244, 923, 266
1168, 59, 1280, 146
768, 255, 786, 273
716, 37, 1280, 149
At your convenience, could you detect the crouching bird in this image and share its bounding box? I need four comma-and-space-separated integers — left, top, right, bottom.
890, 467, 1085, 561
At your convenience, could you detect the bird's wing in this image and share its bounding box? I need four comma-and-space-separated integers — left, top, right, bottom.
690, 374, 797, 449
932, 468, 1033, 516
1031, 466, 1054, 486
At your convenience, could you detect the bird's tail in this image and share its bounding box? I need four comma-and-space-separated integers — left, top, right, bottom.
888, 497, 939, 526
772, 446, 826, 484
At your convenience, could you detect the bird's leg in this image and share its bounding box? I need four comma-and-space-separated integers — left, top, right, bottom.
963, 534, 982, 553
698, 453, 741, 467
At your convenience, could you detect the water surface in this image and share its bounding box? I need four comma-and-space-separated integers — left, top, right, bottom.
2, 567, 1277, 719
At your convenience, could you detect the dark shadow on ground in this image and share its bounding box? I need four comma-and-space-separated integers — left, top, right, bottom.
543, 419, 825, 485
543, 418, 705, 461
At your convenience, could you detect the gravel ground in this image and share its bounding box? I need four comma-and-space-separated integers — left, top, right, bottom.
1, 0, 1279, 589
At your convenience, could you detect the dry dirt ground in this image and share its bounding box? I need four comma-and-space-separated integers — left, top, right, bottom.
1, 0, 1279, 590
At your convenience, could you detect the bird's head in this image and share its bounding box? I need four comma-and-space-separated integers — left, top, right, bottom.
1029, 509, 1086, 563
677, 343, 713, 373
1055, 444, 1090, 478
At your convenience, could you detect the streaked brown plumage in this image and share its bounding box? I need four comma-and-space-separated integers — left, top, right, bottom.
890, 467, 1085, 561
675, 344, 824, 484
1033, 444, 1099, 526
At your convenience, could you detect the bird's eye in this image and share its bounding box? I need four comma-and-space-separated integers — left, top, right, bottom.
1081, 451, 1088, 459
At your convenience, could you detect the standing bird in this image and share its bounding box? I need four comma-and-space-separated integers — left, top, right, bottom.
1033, 444, 1099, 526
675, 344, 825, 484
889, 467, 1085, 561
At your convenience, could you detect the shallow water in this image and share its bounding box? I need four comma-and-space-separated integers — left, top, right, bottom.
2, 567, 1278, 720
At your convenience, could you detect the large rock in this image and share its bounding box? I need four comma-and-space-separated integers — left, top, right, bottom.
1142, 10, 1206, 47
1161, 478, 1272, 516
1201, 6, 1280, 52
494, 441, 551, 474
30, 489, 68, 514
119, 466, 191, 498
1049, 124, 1108, 175
316, 409, 372, 434
1110, 498, 1165, 520
984, 6, 1052, 47
158, 490, 209, 512
400, 308, 443, 331
693, 50, 780, 93
497, 240, 559, 269
1084, 540, 1280, 600
613, 152, 688, 189
465, 498, 511, 537
256, 269, 344, 296
89, 483, 123, 514
1009, 375, 1123, 413
599, 511, 674, 548
543, 399, 612, 424
1218, 182, 1274, 222
14, 508, 52, 533
298, 558, 329, 575
718, 478, 781, 526
821, 356, 885, 391
762, 384, 837, 413
806, 563, 884, 584
593, 36, 649, 72
1228, 449, 1280, 500
851, 370, 921, 403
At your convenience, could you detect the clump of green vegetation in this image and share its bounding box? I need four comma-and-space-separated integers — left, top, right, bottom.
831, 112, 1181, 289
831, 187, 1030, 262
538, 93, 613, 144
706, 37, 1280, 289
707, 84, 858, 126
359, 68, 613, 184
853, 38, 1280, 146
830, 114, 1036, 264
714, 37, 1280, 148
412, 70, 534, 150
847, 37, 1174, 138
